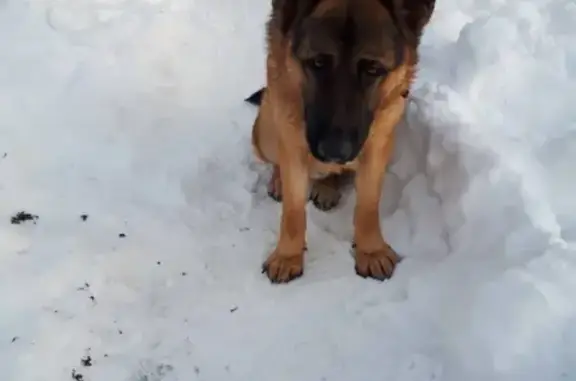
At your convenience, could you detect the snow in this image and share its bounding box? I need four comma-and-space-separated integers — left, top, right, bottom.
1, 0, 575, 379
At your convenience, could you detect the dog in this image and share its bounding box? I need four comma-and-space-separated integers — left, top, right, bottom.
246, 0, 435, 283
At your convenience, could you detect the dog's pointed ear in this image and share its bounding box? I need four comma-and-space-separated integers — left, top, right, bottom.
274, 0, 321, 35
401, 0, 436, 36
381, 0, 436, 43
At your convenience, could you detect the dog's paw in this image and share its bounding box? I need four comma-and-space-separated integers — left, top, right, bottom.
353, 242, 400, 281
267, 166, 282, 202
310, 176, 341, 211
262, 251, 303, 283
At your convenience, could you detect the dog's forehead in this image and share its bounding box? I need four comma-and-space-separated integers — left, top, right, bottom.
302, 2, 399, 57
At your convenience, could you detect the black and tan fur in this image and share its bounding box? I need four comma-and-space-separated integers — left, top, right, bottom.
246, 0, 435, 283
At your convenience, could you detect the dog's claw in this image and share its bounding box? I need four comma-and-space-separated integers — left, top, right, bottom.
310, 176, 342, 211
262, 252, 304, 283
245, 87, 264, 106
353, 243, 400, 281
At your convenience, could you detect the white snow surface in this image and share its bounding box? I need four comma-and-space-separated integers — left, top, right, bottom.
1, 0, 576, 380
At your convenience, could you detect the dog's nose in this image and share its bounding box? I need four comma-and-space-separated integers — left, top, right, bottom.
317, 137, 354, 164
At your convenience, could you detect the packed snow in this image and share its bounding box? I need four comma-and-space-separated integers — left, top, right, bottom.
1, 0, 575, 380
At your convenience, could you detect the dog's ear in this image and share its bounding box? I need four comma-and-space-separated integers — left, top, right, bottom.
274, 0, 321, 35
401, 0, 435, 36
381, 0, 436, 43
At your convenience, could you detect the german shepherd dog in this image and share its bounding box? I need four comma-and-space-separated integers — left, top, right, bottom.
246, 0, 435, 283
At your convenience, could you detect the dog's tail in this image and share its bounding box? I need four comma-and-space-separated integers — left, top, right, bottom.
244, 87, 265, 106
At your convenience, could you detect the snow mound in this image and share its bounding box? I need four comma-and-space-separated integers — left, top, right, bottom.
0, 0, 575, 380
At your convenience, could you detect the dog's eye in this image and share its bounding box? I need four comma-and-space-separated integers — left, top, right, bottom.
307, 54, 332, 70
359, 60, 386, 77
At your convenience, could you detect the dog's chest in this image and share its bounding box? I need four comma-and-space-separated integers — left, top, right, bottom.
308, 156, 359, 179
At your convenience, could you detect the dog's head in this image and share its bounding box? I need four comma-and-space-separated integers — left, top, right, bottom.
277, 0, 435, 163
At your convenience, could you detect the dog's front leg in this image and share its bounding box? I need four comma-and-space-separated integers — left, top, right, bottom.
353, 137, 401, 281
262, 142, 309, 283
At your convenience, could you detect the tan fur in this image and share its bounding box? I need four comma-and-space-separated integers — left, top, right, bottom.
253, 0, 433, 283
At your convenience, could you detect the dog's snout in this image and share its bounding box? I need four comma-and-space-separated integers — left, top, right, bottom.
317, 139, 353, 163
315, 130, 356, 164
